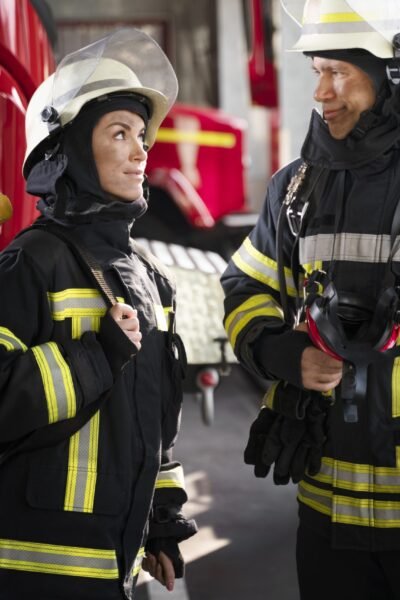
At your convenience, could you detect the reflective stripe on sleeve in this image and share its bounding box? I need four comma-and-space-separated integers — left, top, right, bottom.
0, 327, 27, 352
131, 547, 145, 577
224, 294, 283, 350
0, 538, 118, 579
31, 342, 76, 423
232, 237, 297, 297
155, 465, 185, 490
64, 411, 100, 513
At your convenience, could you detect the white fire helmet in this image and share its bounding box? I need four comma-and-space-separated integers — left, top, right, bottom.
281, 0, 400, 59
23, 28, 178, 177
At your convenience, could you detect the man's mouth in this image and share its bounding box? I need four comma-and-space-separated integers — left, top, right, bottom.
323, 107, 345, 121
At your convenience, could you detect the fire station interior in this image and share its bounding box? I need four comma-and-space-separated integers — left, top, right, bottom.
5, 1, 320, 598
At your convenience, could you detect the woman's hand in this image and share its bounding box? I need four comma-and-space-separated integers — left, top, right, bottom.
108, 303, 142, 350
142, 551, 175, 592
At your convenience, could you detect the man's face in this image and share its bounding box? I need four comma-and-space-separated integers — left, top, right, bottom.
312, 57, 377, 139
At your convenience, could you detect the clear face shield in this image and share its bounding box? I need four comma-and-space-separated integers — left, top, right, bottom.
42, 27, 178, 128
24, 28, 178, 175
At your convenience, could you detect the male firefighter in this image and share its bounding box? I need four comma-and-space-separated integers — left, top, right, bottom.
221, 1, 400, 598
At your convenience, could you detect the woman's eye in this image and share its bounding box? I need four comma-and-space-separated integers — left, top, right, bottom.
139, 132, 148, 151
115, 130, 125, 140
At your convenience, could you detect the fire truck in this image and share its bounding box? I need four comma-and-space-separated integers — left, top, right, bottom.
0, 0, 278, 423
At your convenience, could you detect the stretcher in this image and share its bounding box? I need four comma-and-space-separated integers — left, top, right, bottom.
137, 239, 237, 424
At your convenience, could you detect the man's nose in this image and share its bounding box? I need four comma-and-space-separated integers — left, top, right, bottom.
314, 78, 335, 103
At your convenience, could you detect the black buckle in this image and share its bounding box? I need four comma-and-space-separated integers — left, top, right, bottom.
286, 201, 309, 237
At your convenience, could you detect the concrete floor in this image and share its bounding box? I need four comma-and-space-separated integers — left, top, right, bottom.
136, 365, 300, 600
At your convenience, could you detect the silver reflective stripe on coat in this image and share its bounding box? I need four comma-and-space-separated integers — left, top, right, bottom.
64, 411, 100, 513
0, 538, 119, 579
299, 233, 400, 265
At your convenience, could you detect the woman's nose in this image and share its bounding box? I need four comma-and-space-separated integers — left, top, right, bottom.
130, 140, 147, 161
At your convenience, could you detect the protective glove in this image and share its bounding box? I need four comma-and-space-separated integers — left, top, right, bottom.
243, 407, 280, 477
244, 383, 331, 484
145, 538, 184, 578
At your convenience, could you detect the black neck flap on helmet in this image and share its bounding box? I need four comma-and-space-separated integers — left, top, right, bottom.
26, 93, 150, 225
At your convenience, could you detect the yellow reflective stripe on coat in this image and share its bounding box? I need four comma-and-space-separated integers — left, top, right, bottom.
31, 342, 76, 423
131, 547, 145, 577
155, 465, 185, 490
48, 289, 124, 338
64, 411, 100, 513
224, 294, 283, 350
309, 456, 400, 494
0, 538, 118, 579
154, 304, 168, 331
48, 289, 107, 319
298, 480, 400, 528
0, 327, 28, 352
232, 237, 297, 297
392, 356, 400, 417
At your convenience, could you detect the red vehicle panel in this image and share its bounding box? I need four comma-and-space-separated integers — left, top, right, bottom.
0, 0, 54, 251
147, 103, 247, 226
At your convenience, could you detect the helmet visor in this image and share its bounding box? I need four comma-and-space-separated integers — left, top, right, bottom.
280, 0, 303, 27
50, 27, 178, 118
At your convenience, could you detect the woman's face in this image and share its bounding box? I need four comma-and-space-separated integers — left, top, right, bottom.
92, 110, 148, 202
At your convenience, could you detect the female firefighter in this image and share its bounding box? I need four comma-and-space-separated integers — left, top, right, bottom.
0, 28, 196, 600
221, 1, 400, 598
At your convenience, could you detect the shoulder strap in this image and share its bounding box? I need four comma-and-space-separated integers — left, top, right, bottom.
31, 223, 117, 308
276, 163, 328, 324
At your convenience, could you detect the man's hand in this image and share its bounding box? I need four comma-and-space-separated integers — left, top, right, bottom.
108, 303, 142, 350
142, 551, 175, 592
301, 346, 342, 391
296, 321, 342, 392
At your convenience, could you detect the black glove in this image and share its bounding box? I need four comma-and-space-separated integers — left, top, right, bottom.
145, 538, 184, 578
244, 407, 280, 477
244, 384, 331, 484
146, 500, 198, 579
